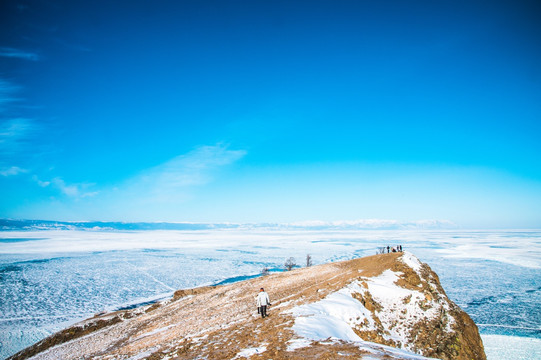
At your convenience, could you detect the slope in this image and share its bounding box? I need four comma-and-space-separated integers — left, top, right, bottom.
9, 252, 486, 360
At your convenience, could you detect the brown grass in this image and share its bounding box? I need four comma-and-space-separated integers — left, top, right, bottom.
12, 252, 485, 360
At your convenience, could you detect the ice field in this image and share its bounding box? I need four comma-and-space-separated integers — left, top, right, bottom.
1, 228, 540, 359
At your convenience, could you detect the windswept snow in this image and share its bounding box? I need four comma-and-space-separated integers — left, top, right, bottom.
286, 338, 312, 351
289, 285, 373, 342
400, 251, 423, 273
233, 344, 268, 358
134, 324, 175, 341
289, 262, 455, 353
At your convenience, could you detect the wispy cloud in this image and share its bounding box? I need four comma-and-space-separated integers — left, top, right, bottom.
125, 144, 247, 203
31, 175, 98, 198
0, 77, 39, 185
51, 177, 98, 198
0, 47, 40, 61
32, 175, 50, 187
0, 118, 37, 156
0, 76, 44, 192
8, 144, 245, 220
0, 166, 27, 177
18, 144, 243, 203
0, 78, 21, 111
0, 74, 98, 202
0, 80, 32, 156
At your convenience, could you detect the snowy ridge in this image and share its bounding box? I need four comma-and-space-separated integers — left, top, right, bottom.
289, 266, 455, 353
8, 252, 485, 360
399, 251, 423, 273
285, 251, 483, 360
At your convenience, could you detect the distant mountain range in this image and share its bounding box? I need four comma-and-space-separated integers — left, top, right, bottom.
0, 219, 458, 231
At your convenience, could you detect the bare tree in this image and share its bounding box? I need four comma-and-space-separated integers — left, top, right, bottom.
306, 254, 312, 267
284, 257, 297, 271
376, 247, 386, 255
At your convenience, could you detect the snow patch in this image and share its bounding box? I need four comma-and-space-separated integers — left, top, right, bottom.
286, 338, 312, 351
274, 300, 292, 308
127, 348, 157, 360
233, 343, 268, 358
288, 287, 373, 342
288, 264, 455, 356
135, 324, 175, 340
400, 251, 423, 273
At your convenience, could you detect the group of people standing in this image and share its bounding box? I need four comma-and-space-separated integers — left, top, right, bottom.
386, 245, 403, 253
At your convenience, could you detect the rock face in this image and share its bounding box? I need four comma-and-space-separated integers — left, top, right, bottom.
10, 252, 486, 360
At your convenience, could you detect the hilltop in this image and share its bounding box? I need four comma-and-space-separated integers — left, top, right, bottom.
10, 252, 486, 360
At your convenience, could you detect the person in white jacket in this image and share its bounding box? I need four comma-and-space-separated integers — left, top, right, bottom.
256, 288, 271, 318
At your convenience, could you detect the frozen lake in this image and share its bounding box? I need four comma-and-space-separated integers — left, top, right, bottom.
1, 228, 540, 359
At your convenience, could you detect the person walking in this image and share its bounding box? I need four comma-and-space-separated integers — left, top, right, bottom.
256, 288, 271, 318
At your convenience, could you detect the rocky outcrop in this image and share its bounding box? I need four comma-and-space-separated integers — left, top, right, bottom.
347, 253, 486, 360
9, 252, 486, 360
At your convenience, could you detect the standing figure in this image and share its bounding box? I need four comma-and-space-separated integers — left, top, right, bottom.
256, 288, 271, 318
387, 246, 390, 253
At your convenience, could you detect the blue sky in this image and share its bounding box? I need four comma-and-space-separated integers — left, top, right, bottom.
1, 0, 540, 227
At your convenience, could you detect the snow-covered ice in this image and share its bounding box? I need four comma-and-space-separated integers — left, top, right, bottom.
481, 334, 541, 360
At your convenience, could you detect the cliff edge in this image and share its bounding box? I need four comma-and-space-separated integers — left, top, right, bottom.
10, 252, 486, 360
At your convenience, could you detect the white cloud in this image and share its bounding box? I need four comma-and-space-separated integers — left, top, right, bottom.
0, 166, 27, 176
0, 80, 35, 164
0, 47, 40, 61
0, 78, 21, 112
50, 177, 98, 198
32, 175, 51, 187
0, 118, 34, 139
25, 144, 242, 205
28, 174, 98, 198
11, 144, 245, 220
125, 144, 246, 202
52, 178, 79, 197
0, 80, 40, 174
0, 118, 36, 158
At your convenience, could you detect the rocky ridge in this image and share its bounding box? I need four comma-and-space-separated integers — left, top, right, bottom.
10, 252, 486, 360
